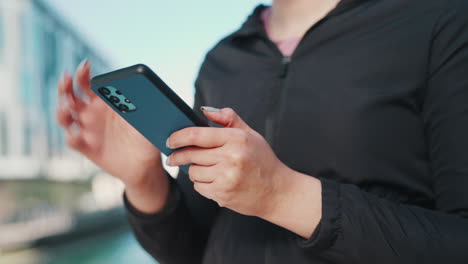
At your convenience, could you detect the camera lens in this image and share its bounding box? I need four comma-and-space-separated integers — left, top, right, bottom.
110, 96, 120, 103
118, 104, 129, 112
99, 87, 110, 95
116, 90, 122, 95
124, 99, 131, 103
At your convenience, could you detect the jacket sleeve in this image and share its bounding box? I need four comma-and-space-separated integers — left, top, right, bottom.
124, 87, 220, 264
297, 2, 468, 263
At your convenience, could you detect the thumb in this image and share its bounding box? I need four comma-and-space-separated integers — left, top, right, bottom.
200, 106, 252, 131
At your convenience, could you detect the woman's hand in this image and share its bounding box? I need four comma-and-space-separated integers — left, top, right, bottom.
168, 107, 323, 238
56, 60, 168, 213
166, 107, 293, 218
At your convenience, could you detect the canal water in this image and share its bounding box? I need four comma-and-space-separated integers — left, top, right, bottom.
1, 228, 157, 264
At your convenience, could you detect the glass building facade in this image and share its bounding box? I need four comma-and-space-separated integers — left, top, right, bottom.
0, 0, 110, 179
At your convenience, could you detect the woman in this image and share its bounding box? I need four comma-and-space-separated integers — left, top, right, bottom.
56, 0, 468, 263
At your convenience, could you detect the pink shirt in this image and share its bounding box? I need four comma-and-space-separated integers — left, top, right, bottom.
260, 7, 302, 57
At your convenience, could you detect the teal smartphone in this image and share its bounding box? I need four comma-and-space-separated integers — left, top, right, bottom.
90, 64, 208, 174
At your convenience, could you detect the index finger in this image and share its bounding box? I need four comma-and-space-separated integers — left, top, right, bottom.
76, 59, 95, 99
167, 127, 231, 149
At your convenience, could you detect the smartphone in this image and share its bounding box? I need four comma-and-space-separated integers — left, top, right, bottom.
90, 64, 208, 173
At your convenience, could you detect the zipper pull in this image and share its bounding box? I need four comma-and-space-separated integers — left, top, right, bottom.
280, 56, 291, 78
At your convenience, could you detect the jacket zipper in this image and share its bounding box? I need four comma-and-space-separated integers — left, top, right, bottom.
264, 56, 290, 146
262, 14, 332, 149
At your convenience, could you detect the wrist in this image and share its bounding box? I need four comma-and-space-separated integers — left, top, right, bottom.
256, 164, 295, 219
125, 164, 170, 214
260, 167, 323, 239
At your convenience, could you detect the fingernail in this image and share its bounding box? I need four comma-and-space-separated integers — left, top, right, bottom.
166, 137, 171, 149
166, 156, 172, 166
64, 70, 71, 78
200, 106, 219, 112
78, 58, 89, 70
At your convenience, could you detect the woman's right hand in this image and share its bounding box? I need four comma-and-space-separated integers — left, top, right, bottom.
56, 60, 169, 213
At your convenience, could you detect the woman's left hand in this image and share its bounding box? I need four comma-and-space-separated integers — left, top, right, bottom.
166, 107, 293, 218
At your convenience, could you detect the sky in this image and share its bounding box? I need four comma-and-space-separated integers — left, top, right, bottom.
45, 0, 269, 104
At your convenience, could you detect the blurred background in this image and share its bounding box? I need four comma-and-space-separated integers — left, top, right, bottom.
0, 0, 266, 263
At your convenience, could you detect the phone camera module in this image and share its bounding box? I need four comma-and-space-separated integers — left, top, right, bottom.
99, 87, 111, 95
118, 104, 129, 112
110, 96, 120, 103
97, 85, 136, 113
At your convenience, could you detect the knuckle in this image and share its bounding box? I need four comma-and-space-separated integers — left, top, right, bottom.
188, 165, 196, 181
236, 130, 250, 146
223, 169, 240, 190
176, 147, 194, 165
176, 128, 200, 147
169, 152, 179, 165
177, 151, 186, 162
224, 107, 235, 117
229, 148, 248, 166
188, 127, 200, 139
184, 147, 195, 159
224, 108, 237, 123
229, 148, 241, 162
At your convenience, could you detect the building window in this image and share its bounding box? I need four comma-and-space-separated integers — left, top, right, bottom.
43, 29, 58, 84
0, 112, 8, 156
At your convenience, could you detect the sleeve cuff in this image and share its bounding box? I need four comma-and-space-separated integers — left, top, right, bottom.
123, 171, 181, 225
297, 178, 342, 253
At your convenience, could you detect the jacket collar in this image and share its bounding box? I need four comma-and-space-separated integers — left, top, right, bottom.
231, 0, 367, 39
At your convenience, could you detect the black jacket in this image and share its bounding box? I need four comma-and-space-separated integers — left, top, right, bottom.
125, 0, 468, 263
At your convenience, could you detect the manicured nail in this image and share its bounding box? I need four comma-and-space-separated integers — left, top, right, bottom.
64, 70, 72, 78
166, 137, 171, 149
77, 58, 89, 70
200, 106, 219, 112
166, 156, 172, 166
